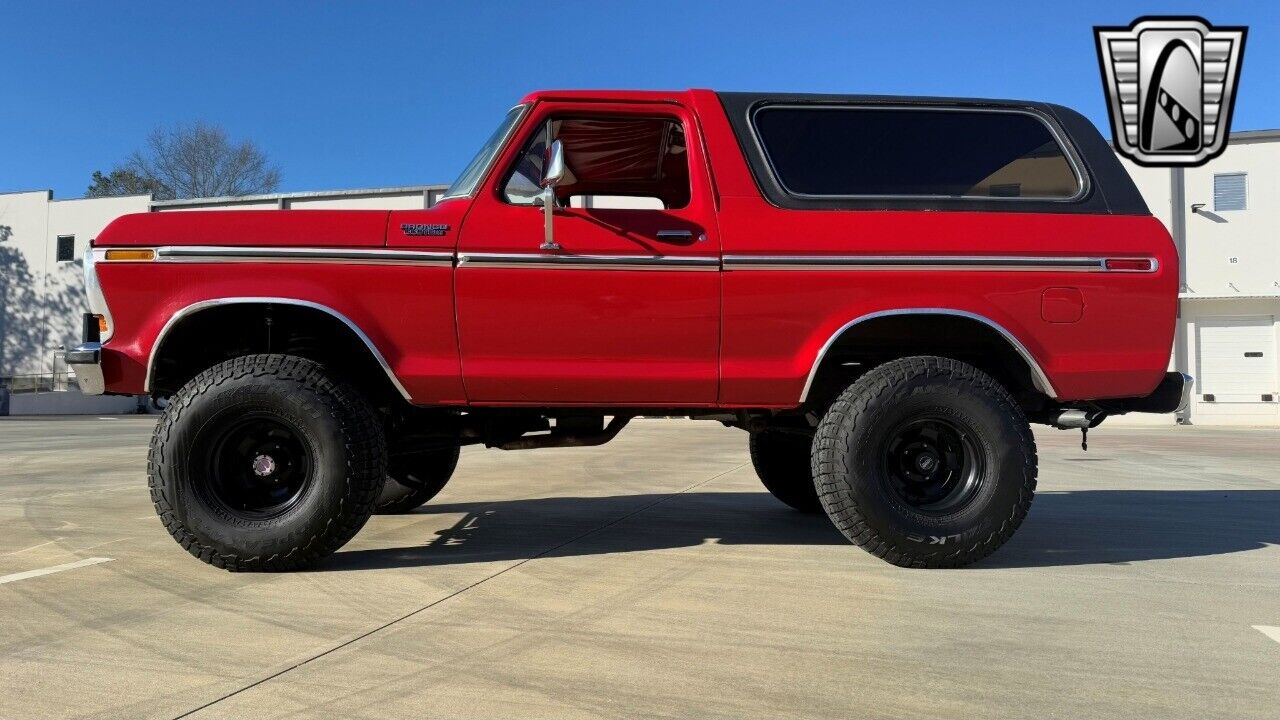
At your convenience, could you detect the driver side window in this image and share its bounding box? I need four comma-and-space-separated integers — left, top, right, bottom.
502, 115, 690, 210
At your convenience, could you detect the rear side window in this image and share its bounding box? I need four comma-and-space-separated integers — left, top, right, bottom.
751, 106, 1083, 200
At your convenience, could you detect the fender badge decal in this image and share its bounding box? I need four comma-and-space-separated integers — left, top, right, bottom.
401, 223, 450, 236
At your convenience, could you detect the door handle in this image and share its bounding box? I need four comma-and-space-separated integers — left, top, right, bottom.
656, 230, 704, 242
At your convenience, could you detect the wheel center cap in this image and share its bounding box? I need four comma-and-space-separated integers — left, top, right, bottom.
251, 454, 277, 477
916, 453, 938, 472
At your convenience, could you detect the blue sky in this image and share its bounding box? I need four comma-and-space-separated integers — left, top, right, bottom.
2, 1, 1275, 199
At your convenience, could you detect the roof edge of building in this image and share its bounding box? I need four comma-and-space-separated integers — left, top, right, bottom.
0, 189, 54, 200
52, 192, 153, 203
1225, 128, 1280, 143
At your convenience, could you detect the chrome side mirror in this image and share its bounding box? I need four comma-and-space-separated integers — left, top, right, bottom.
542, 139, 566, 188
540, 136, 565, 251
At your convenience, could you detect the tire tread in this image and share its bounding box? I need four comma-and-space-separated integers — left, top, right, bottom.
148, 354, 385, 571
811, 356, 1038, 569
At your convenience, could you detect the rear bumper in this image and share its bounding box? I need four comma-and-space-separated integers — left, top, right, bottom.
67, 343, 105, 395
1098, 372, 1194, 415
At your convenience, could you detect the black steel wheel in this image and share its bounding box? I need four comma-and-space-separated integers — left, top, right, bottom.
200, 414, 314, 520
881, 417, 983, 515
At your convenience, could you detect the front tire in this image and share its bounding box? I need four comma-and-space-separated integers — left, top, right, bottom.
811, 356, 1037, 568
148, 355, 386, 571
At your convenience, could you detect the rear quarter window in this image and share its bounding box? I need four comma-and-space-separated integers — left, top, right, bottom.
751, 106, 1084, 201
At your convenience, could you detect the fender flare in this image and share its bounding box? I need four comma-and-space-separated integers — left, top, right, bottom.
144, 296, 412, 401
798, 308, 1059, 402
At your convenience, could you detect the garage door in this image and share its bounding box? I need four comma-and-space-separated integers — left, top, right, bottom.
1196, 316, 1277, 403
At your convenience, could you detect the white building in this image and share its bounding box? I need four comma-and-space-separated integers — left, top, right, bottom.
1121, 129, 1280, 425
1, 130, 1276, 423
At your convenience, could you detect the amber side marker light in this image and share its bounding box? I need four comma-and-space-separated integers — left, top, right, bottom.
103, 248, 156, 261
1104, 258, 1154, 272
96, 315, 109, 334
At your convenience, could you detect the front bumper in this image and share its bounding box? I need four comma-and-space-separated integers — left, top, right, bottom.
1098, 372, 1194, 415
67, 342, 105, 395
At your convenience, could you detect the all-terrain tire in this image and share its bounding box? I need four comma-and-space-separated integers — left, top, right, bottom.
811, 356, 1037, 568
148, 354, 386, 571
749, 430, 822, 513
374, 446, 461, 514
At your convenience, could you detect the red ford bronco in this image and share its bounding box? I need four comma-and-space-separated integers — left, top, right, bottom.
70, 90, 1189, 570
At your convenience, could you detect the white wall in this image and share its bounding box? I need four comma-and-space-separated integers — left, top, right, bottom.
1121, 138, 1280, 298
0, 190, 53, 377
0, 191, 149, 381
1181, 139, 1280, 298
1115, 136, 1280, 426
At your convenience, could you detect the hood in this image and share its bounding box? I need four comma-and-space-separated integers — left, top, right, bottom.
94, 209, 391, 248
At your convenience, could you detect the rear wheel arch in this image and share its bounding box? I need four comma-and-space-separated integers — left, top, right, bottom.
147, 298, 411, 406
801, 309, 1057, 412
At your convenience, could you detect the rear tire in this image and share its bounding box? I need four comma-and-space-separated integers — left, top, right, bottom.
374, 446, 460, 514
749, 430, 822, 513
811, 356, 1037, 568
148, 354, 386, 571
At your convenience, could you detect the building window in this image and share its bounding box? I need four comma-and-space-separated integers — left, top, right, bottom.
1213, 173, 1247, 211
56, 235, 75, 262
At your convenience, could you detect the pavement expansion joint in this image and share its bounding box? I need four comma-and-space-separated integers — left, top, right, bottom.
169, 461, 748, 719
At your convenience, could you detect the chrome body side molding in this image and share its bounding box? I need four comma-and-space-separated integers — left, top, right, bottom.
457, 253, 720, 271
145, 297, 413, 401
103, 247, 1158, 274
152, 246, 454, 266
724, 255, 1157, 272
799, 308, 1059, 402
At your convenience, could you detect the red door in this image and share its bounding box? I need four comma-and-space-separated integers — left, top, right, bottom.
455, 100, 721, 405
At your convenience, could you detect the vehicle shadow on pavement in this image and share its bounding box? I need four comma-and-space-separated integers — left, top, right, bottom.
324, 491, 847, 571
987, 489, 1280, 568
322, 489, 1280, 571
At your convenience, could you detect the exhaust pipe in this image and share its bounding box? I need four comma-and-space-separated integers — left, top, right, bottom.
1051, 408, 1094, 429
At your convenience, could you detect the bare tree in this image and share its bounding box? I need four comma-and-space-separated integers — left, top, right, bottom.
85, 168, 169, 199
87, 122, 281, 200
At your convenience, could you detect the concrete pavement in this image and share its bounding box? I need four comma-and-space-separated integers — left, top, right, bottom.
1, 416, 1277, 719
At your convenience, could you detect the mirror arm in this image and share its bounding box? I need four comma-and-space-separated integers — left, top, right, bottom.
539, 126, 565, 252
540, 186, 560, 251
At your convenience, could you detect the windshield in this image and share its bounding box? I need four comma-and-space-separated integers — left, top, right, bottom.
440, 104, 528, 200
